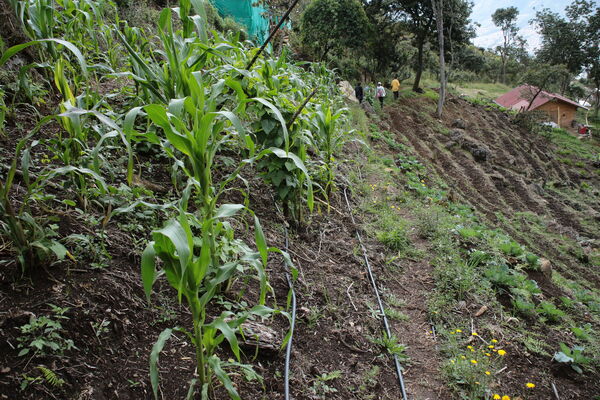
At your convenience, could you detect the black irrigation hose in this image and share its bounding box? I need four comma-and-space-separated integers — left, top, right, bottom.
282, 227, 296, 400
343, 187, 409, 400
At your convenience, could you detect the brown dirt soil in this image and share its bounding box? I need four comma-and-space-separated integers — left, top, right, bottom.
0, 152, 437, 400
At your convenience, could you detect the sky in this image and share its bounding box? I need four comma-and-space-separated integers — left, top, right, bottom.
471, 0, 571, 52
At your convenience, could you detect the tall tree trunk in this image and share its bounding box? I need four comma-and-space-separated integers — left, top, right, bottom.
413, 38, 425, 91
433, 0, 446, 118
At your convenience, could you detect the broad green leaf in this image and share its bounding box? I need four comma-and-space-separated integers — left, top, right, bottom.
0, 39, 88, 78
214, 204, 244, 219
252, 98, 289, 151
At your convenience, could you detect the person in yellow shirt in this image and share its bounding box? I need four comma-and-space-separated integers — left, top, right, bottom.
391, 77, 401, 100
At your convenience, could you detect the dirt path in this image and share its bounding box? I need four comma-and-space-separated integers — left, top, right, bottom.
360, 217, 449, 400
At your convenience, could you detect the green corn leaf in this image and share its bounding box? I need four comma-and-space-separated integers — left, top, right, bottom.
44, 166, 108, 194
190, 0, 208, 42
211, 316, 241, 360
0, 39, 88, 78
150, 328, 173, 399
196, 218, 212, 286
141, 242, 157, 302
154, 220, 191, 301
186, 378, 198, 400
214, 204, 244, 219
207, 355, 241, 400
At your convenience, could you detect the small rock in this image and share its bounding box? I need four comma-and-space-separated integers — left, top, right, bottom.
540, 258, 552, 279
452, 119, 467, 129
470, 145, 490, 162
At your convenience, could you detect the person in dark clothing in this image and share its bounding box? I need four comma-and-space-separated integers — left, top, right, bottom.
354, 82, 364, 103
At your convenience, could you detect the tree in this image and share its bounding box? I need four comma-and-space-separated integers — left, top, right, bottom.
520, 64, 571, 111
299, 0, 370, 62
432, 0, 446, 117
533, 0, 599, 110
491, 7, 521, 84
390, 0, 474, 91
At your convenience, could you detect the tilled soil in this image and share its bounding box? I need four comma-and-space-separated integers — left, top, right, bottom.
387, 95, 600, 289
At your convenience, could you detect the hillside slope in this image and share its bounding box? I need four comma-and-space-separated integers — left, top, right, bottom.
387, 94, 600, 289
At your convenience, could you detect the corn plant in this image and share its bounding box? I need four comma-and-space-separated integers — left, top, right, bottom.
139, 71, 300, 398
0, 122, 68, 274
312, 104, 348, 197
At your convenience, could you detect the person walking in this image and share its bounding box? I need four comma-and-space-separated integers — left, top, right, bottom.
354, 82, 364, 104
376, 82, 386, 108
391, 77, 401, 100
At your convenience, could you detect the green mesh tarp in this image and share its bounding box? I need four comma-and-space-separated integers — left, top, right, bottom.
209, 0, 270, 44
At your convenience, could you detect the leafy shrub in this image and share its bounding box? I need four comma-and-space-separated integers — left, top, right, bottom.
17, 305, 75, 357
553, 343, 591, 374
377, 227, 410, 252
536, 301, 565, 323
498, 241, 523, 257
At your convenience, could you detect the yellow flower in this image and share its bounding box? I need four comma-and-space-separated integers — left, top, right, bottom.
502, 396, 510, 400
472, 332, 478, 336
491, 339, 498, 343
461, 355, 466, 359
488, 345, 495, 349
456, 329, 462, 333
450, 360, 455, 364
470, 359, 477, 364
485, 353, 491, 357
485, 371, 491, 375
467, 345, 473, 349
498, 350, 506, 356
526, 383, 535, 388
493, 395, 501, 400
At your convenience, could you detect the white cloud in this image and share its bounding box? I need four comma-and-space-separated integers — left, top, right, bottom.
471, 0, 570, 52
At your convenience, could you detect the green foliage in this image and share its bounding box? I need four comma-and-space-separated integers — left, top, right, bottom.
498, 240, 523, 257
377, 227, 410, 252
536, 301, 565, 323
371, 334, 410, 361
309, 370, 342, 398
0, 129, 69, 274
17, 305, 75, 357
300, 0, 370, 61
553, 343, 591, 374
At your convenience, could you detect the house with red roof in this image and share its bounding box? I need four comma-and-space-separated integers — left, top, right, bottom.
495, 84, 585, 129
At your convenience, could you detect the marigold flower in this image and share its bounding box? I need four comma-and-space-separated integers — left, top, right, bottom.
498, 350, 506, 356
526, 382, 535, 388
